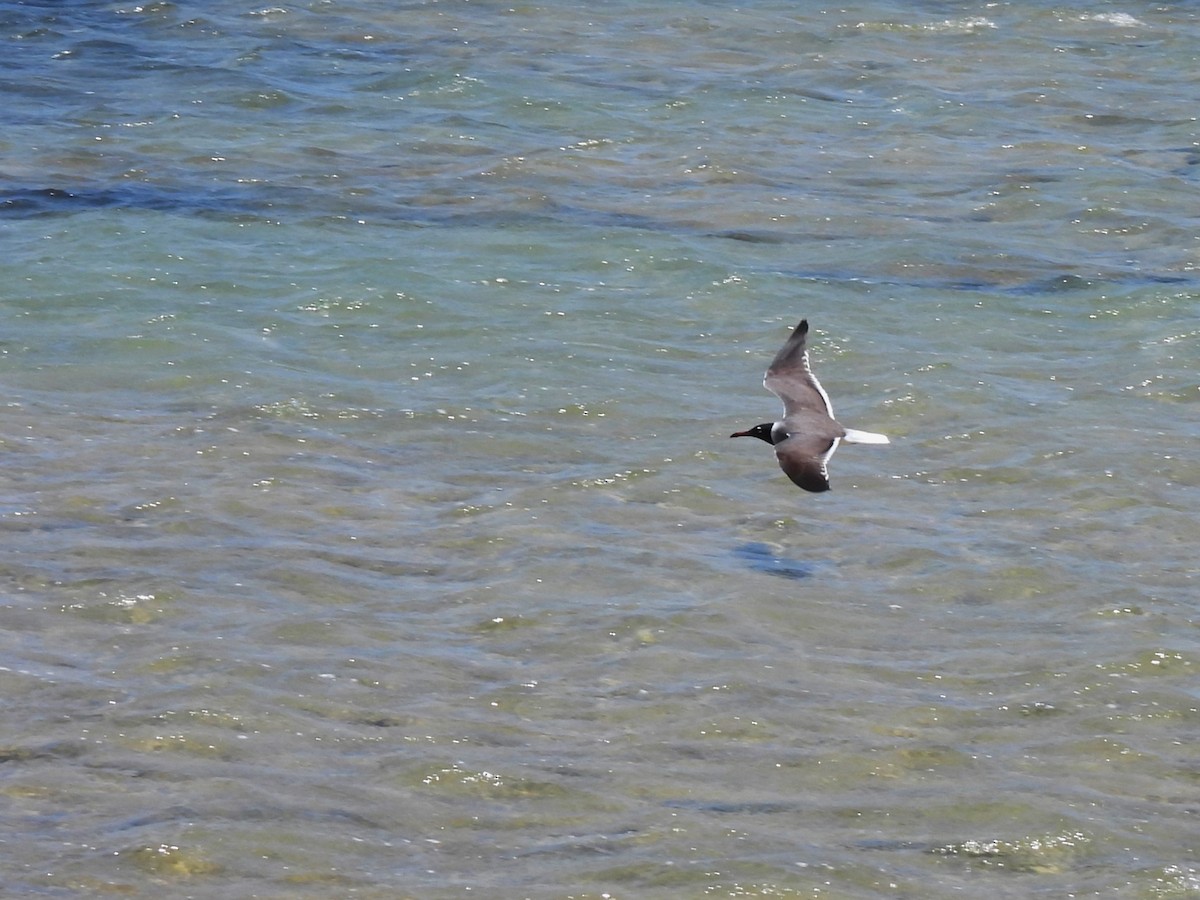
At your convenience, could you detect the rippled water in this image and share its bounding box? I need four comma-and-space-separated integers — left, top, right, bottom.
2, 2, 1199, 897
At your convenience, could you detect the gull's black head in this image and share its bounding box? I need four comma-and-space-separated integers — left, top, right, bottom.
729, 422, 775, 444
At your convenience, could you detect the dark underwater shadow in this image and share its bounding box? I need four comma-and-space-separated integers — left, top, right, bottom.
733, 542, 813, 580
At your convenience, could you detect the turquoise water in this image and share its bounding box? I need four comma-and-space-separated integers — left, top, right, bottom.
2, 2, 1199, 897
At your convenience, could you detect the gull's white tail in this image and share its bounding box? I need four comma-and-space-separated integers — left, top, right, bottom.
843, 428, 890, 445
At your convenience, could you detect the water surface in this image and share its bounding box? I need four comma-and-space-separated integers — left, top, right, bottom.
1, 2, 1198, 897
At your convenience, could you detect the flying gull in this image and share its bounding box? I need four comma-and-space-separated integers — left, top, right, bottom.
730, 319, 889, 492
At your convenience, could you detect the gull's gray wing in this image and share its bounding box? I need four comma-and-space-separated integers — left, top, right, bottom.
763, 319, 834, 418
774, 432, 841, 493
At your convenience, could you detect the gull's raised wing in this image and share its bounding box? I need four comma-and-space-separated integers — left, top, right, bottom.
763, 319, 834, 417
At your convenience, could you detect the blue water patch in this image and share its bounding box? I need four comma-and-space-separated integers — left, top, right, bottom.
0, 186, 263, 219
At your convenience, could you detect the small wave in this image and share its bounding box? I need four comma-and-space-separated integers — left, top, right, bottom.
1081, 13, 1145, 28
